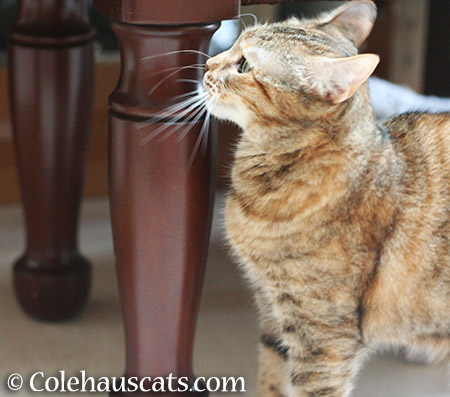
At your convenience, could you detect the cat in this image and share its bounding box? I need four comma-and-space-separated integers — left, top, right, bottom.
202, 0, 450, 396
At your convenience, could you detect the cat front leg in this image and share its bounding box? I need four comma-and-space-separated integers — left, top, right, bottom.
253, 286, 290, 397
258, 332, 290, 397
270, 297, 367, 397
284, 328, 366, 397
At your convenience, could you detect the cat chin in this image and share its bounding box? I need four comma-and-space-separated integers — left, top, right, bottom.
211, 106, 248, 129
207, 102, 250, 129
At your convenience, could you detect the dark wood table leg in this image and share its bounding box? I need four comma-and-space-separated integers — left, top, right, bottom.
93, 1, 239, 395
108, 24, 218, 397
8, 0, 95, 321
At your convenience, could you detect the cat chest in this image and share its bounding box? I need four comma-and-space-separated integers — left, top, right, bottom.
224, 188, 381, 275
224, 192, 328, 262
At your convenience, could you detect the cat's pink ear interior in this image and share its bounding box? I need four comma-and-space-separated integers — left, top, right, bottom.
321, 0, 377, 47
312, 54, 380, 104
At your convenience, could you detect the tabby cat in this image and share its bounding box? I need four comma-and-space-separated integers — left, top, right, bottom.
203, 0, 450, 396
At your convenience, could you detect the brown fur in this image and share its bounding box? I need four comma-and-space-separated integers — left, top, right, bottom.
203, 1, 449, 396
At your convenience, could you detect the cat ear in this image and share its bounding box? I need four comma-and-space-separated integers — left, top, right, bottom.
310, 54, 380, 104
320, 0, 377, 46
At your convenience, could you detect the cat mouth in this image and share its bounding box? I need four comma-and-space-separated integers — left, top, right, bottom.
203, 82, 213, 93
203, 78, 213, 95
203, 84, 220, 107
202, 74, 224, 116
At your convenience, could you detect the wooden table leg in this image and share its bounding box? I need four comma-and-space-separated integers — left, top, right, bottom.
8, 0, 95, 321
108, 23, 218, 396
93, 3, 239, 394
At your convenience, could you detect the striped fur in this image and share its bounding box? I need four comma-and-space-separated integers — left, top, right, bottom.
204, 1, 450, 396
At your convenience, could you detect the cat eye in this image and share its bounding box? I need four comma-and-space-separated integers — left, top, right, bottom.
238, 57, 250, 73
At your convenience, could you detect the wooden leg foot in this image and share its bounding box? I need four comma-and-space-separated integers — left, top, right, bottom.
14, 254, 90, 321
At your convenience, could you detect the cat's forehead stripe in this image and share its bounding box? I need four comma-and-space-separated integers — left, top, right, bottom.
241, 24, 355, 57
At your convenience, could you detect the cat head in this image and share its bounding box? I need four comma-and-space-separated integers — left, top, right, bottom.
204, 0, 379, 132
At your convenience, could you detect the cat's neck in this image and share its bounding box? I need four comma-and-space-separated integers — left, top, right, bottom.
231, 91, 399, 221
232, 89, 395, 203
238, 89, 380, 158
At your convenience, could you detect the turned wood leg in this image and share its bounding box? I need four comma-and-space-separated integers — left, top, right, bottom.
8, 0, 95, 321
93, 3, 239, 393
107, 23, 219, 396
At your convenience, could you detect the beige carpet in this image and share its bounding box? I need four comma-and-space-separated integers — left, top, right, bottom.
0, 194, 448, 396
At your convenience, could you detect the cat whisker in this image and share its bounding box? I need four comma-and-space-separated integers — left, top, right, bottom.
133, 92, 207, 131
138, 96, 207, 144
145, 63, 206, 77
174, 105, 209, 143
147, 65, 206, 96
200, 111, 211, 156
202, 99, 211, 156
152, 92, 207, 117
135, 97, 204, 128
170, 88, 204, 101
157, 102, 208, 142
140, 49, 210, 63
174, 78, 203, 86
158, 92, 207, 117
158, 104, 208, 144
235, 13, 258, 29
186, 111, 211, 172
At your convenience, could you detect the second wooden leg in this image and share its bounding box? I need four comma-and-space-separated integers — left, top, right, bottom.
8, 0, 94, 321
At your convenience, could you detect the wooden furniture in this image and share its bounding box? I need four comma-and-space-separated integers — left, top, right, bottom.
7, 0, 295, 395
9, 0, 95, 321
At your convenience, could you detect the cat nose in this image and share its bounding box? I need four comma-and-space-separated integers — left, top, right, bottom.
205, 63, 209, 72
